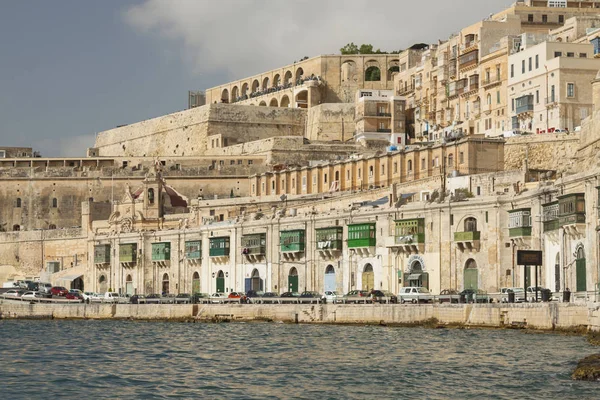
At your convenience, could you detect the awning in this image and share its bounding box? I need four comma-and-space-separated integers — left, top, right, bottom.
401, 193, 416, 199
57, 274, 83, 282
407, 273, 422, 281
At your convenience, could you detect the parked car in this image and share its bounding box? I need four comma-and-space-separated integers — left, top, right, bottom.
18, 280, 33, 289
192, 293, 211, 304
460, 289, 490, 303
341, 290, 371, 304
66, 292, 84, 302
299, 291, 322, 303
175, 293, 192, 304
145, 294, 162, 304
398, 287, 434, 304
500, 287, 526, 303
210, 293, 227, 304
228, 292, 248, 303
246, 290, 264, 299
85, 292, 102, 303
438, 289, 460, 304
130, 294, 147, 304
50, 286, 69, 297
38, 283, 53, 295
103, 292, 120, 303
21, 291, 41, 300
3, 289, 25, 298
280, 291, 300, 298
369, 290, 398, 304
255, 292, 279, 304
527, 286, 548, 302
160, 294, 177, 304
322, 291, 340, 304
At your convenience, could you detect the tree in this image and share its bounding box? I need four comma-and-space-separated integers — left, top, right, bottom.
340, 42, 359, 54
359, 44, 374, 54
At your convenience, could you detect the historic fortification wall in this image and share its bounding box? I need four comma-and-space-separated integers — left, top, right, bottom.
93, 104, 306, 158
305, 103, 356, 142
0, 302, 597, 331
503, 134, 579, 172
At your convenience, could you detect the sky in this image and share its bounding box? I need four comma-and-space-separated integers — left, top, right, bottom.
0, 0, 512, 157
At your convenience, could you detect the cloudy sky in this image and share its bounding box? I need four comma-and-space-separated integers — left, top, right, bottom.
0, 0, 511, 157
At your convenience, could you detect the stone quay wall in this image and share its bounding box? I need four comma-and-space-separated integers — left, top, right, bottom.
1, 302, 599, 331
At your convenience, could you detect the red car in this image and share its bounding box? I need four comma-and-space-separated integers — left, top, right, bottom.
65, 292, 84, 302
50, 286, 68, 297
228, 292, 248, 303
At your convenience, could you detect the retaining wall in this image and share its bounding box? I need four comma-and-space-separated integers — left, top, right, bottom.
1, 302, 600, 331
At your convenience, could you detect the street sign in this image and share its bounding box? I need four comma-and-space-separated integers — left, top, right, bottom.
517, 250, 542, 266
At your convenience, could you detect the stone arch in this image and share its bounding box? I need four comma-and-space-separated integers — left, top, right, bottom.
262, 77, 270, 90
324, 264, 336, 292
221, 88, 229, 103
273, 74, 281, 87
231, 86, 239, 102
280, 95, 290, 107
269, 98, 278, 107
362, 263, 374, 291
365, 66, 381, 81
575, 244, 586, 292
250, 268, 262, 291
241, 82, 249, 97
341, 60, 357, 83
295, 67, 304, 83
13, 224, 20, 231
464, 259, 478, 290
295, 90, 308, 108
259, 101, 267, 106
284, 70, 293, 85
407, 159, 413, 171
447, 153, 454, 168
162, 273, 169, 294
252, 79, 260, 93
387, 65, 400, 81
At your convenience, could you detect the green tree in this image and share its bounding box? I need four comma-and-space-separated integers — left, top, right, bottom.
359, 44, 374, 54
340, 42, 359, 54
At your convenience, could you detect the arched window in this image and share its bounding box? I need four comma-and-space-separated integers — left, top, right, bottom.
295, 67, 304, 83
273, 74, 281, 87
283, 71, 293, 86
464, 217, 477, 232
221, 88, 229, 104
387, 66, 400, 81
13, 224, 20, 231
15, 198, 21, 208
148, 188, 155, 205
487, 94, 492, 105
408, 160, 413, 172
162, 273, 170, 295
48, 224, 56, 230
325, 265, 335, 274
280, 95, 290, 107
365, 66, 381, 81
262, 77, 270, 90
52, 198, 58, 208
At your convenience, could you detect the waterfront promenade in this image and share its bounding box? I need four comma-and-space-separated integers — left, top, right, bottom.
1, 301, 600, 331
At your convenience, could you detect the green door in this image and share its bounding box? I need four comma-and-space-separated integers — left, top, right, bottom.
216, 273, 225, 293
288, 275, 298, 292
192, 279, 200, 294
464, 268, 478, 290
576, 258, 587, 292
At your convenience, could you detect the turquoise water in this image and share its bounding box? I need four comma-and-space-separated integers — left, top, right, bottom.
0, 320, 597, 399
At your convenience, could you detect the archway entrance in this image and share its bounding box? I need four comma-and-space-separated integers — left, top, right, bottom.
324, 265, 336, 292
162, 273, 170, 295
280, 95, 290, 108
295, 90, 308, 109
216, 270, 225, 293
249, 269, 263, 292
72, 277, 84, 291
576, 246, 586, 292
125, 274, 133, 296
464, 259, 478, 290
362, 264, 374, 291
288, 267, 298, 292
192, 271, 200, 294
99, 275, 107, 293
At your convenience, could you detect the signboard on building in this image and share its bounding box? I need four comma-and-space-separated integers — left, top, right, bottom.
517, 250, 543, 266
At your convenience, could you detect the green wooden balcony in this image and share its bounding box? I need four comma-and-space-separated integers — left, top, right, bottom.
151, 242, 171, 262
119, 243, 137, 263
280, 230, 305, 253
185, 241, 201, 260
509, 226, 532, 237
454, 231, 480, 242
94, 244, 111, 264
242, 233, 266, 256
347, 223, 376, 248
209, 237, 230, 257
543, 219, 559, 232
393, 219, 425, 244
316, 227, 343, 251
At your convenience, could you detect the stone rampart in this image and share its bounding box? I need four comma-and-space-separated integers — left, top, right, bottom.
504, 134, 579, 172
0, 302, 597, 331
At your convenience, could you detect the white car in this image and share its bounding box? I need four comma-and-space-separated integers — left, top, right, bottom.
4, 289, 24, 298
398, 287, 434, 304
322, 291, 340, 303
84, 292, 102, 302
21, 291, 41, 300
103, 292, 120, 303
210, 293, 226, 304
500, 287, 526, 303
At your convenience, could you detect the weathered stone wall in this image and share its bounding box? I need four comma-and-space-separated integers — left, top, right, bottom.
305, 103, 356, 142
0, 302, 596, 331
503, 134, 579, 171
94, 104, 306, 158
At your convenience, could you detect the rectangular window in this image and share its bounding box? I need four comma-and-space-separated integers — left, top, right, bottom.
535, 54, 539, 69
459, 152, 464, 164
485, 211, 489, 223
496, 66, 500, 80
248, 160, 253, 165
381, 164, 385, 175
477, 186, 481, 196
393, 162, 398, 173
536, 90, 539, 104
450, 214, 454, 226
554, 51, 562, 58
528, 57, 532, 71
421, 158, 425, 170
521, 60, 525, 74
512, 98, 515, 111
542, 15, 547, 23
559, 15, 564, 23
580, 53, 587, 58
567, 83, 575, 98
510, 64, 514, 78
566, 52, 574, 58
497, 91, 500, 104
528, 14, 533, 22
